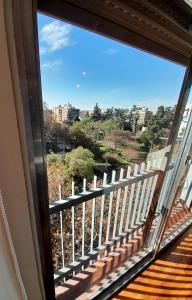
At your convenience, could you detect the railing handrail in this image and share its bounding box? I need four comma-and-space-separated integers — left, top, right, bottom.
49, 168, 160, 214
50, 162, 175, 286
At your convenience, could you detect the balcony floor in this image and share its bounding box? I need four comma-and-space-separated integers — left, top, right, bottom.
111, 226, 192, 300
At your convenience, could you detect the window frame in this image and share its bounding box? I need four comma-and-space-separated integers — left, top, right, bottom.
10, 0, 192, 298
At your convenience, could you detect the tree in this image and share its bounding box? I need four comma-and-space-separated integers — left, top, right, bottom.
47, 147, 95, 199
113, 108, 127, 128
47, 154, 68, 200
101, 118, 119, 135
91, 103, 103, 121
108, 129, 130, 148
133, 111, 140, 135
43, 101, 53, 125
103, 108, 114, 120
64, 147, 95, 184
138, 105, 175, 152
72, 118, 104, 142
70, 126, 95, 153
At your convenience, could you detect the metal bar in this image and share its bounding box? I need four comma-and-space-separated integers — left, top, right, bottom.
141, 162, 152, 221
141, 176, 153, 222
90, 176, 97, 253
112, 168, 124, 239
119, 167, 131, 235
106, 170, 116, 243
136, 163, 146, 224
131, 163, 145, 227
125, 164, 139, 231
59, 185, 65, 268
82, 178, 86, 258
71, 181, 75, 263
49, 169, 159, 214
146, 175, 158, 217
98, 173, 107, 248
145, 160, 159, 218
53, 220, 146, 283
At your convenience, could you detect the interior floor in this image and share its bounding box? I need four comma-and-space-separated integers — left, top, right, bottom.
111, 226, 192, 300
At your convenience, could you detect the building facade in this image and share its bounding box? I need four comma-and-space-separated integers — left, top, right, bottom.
137, 107, 152, 125
128, 106, 152, 125
53, 103, 80, 123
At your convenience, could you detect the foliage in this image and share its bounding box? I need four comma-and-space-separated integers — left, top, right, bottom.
47, 154, 67, 201
102, 152, 129, 167
70, 126, 95, 149
103, 108, 114, 120
47, 147, 96, 199
73, 118, 104, 141
91, 103, 103, 121
64, 147, 96, 183
100, 144, 129, 167
47, 153, 60, 166
101, 118, 119, 134
90, 104, 128, 129
112, 108, 128, 128
43, 101, 53, 125
107, 129, 132, 148
138, 106, 175, 152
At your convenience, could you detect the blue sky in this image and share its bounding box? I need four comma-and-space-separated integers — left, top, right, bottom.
37, 13, 186, 111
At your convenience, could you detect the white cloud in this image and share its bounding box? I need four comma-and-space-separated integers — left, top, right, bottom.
76, 84, 80, 88
102, 48, 119, 56
40, 21, 75, 53
41, 60, 63, 70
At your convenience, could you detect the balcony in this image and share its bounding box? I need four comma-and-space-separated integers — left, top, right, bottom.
49, 155, 191, 299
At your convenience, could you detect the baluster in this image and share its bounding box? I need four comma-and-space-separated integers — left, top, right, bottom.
106, 170, 116, 244
90, 176, 97, 253
71, 181, 75, 263
82, 178, 86, 259
125, 164, 139, 232
119, 166, 131, 235
98, 173, 107, 249
145, 159, 159, 217
136, 162, 147, 224
131, 163, 145, 228
112, 168, 124, 240
141, 162, 153, 222
59, 185, 65, 268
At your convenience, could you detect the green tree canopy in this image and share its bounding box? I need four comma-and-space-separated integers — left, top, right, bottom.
138, 105, 175, 152
64, 146, 95, 183
92, 103, 103, 121
101, 118, 119, 134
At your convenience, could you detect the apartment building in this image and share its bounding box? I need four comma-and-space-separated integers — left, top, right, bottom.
53, 102, 80, 123
137, 107, 152, 124
128, 106, 152, 125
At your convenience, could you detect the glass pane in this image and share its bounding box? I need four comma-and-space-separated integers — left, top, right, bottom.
37, 12, 186, 299
146, 89, 192, 250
